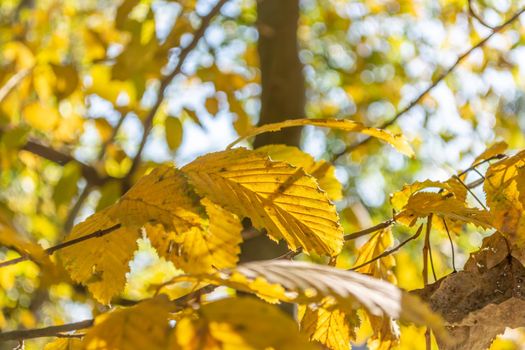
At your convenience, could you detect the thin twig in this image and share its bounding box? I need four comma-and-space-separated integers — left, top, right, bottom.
0, 224, 121, 269
276, 218, 396, 260
426, 214, 437, 282
344, 219, 395, 241
124, 0, 229, 189
457, 154, 506, 177
443, 218, 456, 273
468, 0, 496, 30
0, 285, 212, 342
423, 221, 430, 286
454, 175, 488, 211
0, 67, 33, 103
21, 140, 109, 186
63, 185, 93, 235
0, 320, 93, 342
334, 8, 525, 161
350, 223, 424, 271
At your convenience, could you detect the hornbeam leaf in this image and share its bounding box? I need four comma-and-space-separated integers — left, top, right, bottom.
484, 151, 525, 238
353, 227, 396, 283
171, 297, 318, 350
165, 260, 447, 342
396, 192, 492, 230
60, 166, 242, 303
82, 297, 172, 350
256, 144, 343, 201
59, 209, 139, 305
0, 215, 52, 268
299, 298, 358, 350
227, 118, 414, 157
182, 148, 344, 256
44, 338, 83, 350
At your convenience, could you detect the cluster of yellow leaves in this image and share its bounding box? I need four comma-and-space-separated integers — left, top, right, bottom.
392, 174, 492, 235
45, 296, 316, 350
165, 260, 446, 342
59, 147, 347, 303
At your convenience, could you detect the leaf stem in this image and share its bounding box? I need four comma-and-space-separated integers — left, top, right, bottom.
349, 223, 423, 271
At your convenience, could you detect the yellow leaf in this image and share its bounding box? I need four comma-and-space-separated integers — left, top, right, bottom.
23, 102, 60, 132
0, 214, 53, 269
83, 297, 172, 350
94, 118, 113, 143
353, 227, 396, 283
50, 63, 79, 100
171, 297, 317, 350
60, 166, 242, 302
228, 118, 415, 157
88, 65, 136, 106
299, 298, 358, 350
256, 144, 343, 201
182, 148, 344, 256
165, 116, 183, 151
59, 209, 138, 304
396, 192, 492, 229
44, 338, 83, 350
205, 96, 219, 116
166, 260, 447, 342
390, 178, 466, 212
53, 162, 82, 209
149, 198, 242, 274
472, 141, 508, 166
485, 151, 525, 243
366, 314, 400, 350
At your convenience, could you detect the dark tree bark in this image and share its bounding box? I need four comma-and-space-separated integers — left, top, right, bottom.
241, 0, 306, 263
239, 1, 306, 318
253, 0, 305, 148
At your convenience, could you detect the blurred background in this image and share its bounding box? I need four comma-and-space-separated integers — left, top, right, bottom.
1, 0, 525, 348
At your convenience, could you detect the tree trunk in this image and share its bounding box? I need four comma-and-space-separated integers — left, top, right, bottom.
241, 0, 306, 262
253, 0, 305, 148
239, 0, 306, 316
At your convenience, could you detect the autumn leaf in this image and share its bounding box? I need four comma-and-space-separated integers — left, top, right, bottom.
299, 298, 358, 350
82, 297, 173, 350
148, 198, 242, 274
165, 116, 183, 151
227, 119, 415, 157
396, 192, 492, 230
390, 178, 467, 213
484, 151, 525, 241
165, 260, 447, 341
256, 144, 343, 201
60, 166, 243, 302
182, 148, 344, 256
0, 214, 53, 269
353, 227, 396, 283
44, 338, 83, 350
171, 297, 317, 350
59, 209, 138, 304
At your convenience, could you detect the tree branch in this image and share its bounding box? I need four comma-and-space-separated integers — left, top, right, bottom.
0, 320, 93, 342
0, 285, 215, 342
21, 140, 108, 186
349, 223, 423, 271
468, 0, 496, 30
124, 0, 229, 189
334, 7, 525, 161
